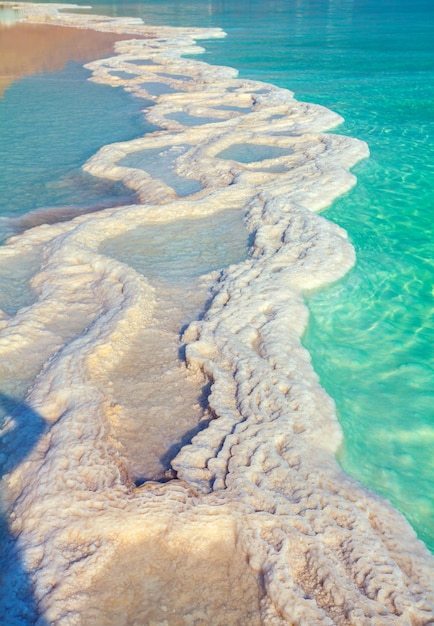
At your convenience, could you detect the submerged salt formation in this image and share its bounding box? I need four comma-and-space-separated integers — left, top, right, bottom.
1, 3, 433, 625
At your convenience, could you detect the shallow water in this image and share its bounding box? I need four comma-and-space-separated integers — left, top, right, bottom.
166, 111, 220, 125
118, 145, 203, 197
216, 143, 294, 164
0, 59, 155, 233
101, 210, 249, 283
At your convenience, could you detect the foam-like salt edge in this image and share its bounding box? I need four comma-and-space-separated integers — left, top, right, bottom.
1, 3, 433, 624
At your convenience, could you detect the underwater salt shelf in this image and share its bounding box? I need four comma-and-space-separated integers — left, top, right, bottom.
216, 142, 294, 163
166, 111, 221, 126
139, 81, 179, 95
214, 104, 251, 113
119, 145, 203, 197
126, 59, 160, 66
109, 71, 137, 80
100, 209, 249, 283
156, 72, 193, 81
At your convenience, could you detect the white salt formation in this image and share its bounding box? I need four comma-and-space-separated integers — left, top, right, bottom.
0, 3, 433, 625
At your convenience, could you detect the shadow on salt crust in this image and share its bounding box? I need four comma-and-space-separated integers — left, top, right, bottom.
0, 394, 49, 624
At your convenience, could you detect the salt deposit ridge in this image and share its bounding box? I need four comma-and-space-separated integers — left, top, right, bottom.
1, 3, 433, 624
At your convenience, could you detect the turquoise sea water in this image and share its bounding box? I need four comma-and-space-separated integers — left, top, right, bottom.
9, 0, 434, 551
0, 61, 155, 236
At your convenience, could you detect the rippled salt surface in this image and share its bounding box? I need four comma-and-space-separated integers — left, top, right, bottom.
0, 3, 433, 625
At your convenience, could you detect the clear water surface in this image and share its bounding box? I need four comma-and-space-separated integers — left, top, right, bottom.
13, 0, 434, 551
0, 60, 156, 235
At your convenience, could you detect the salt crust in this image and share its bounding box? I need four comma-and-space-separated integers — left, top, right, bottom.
1, 3, 433, 624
